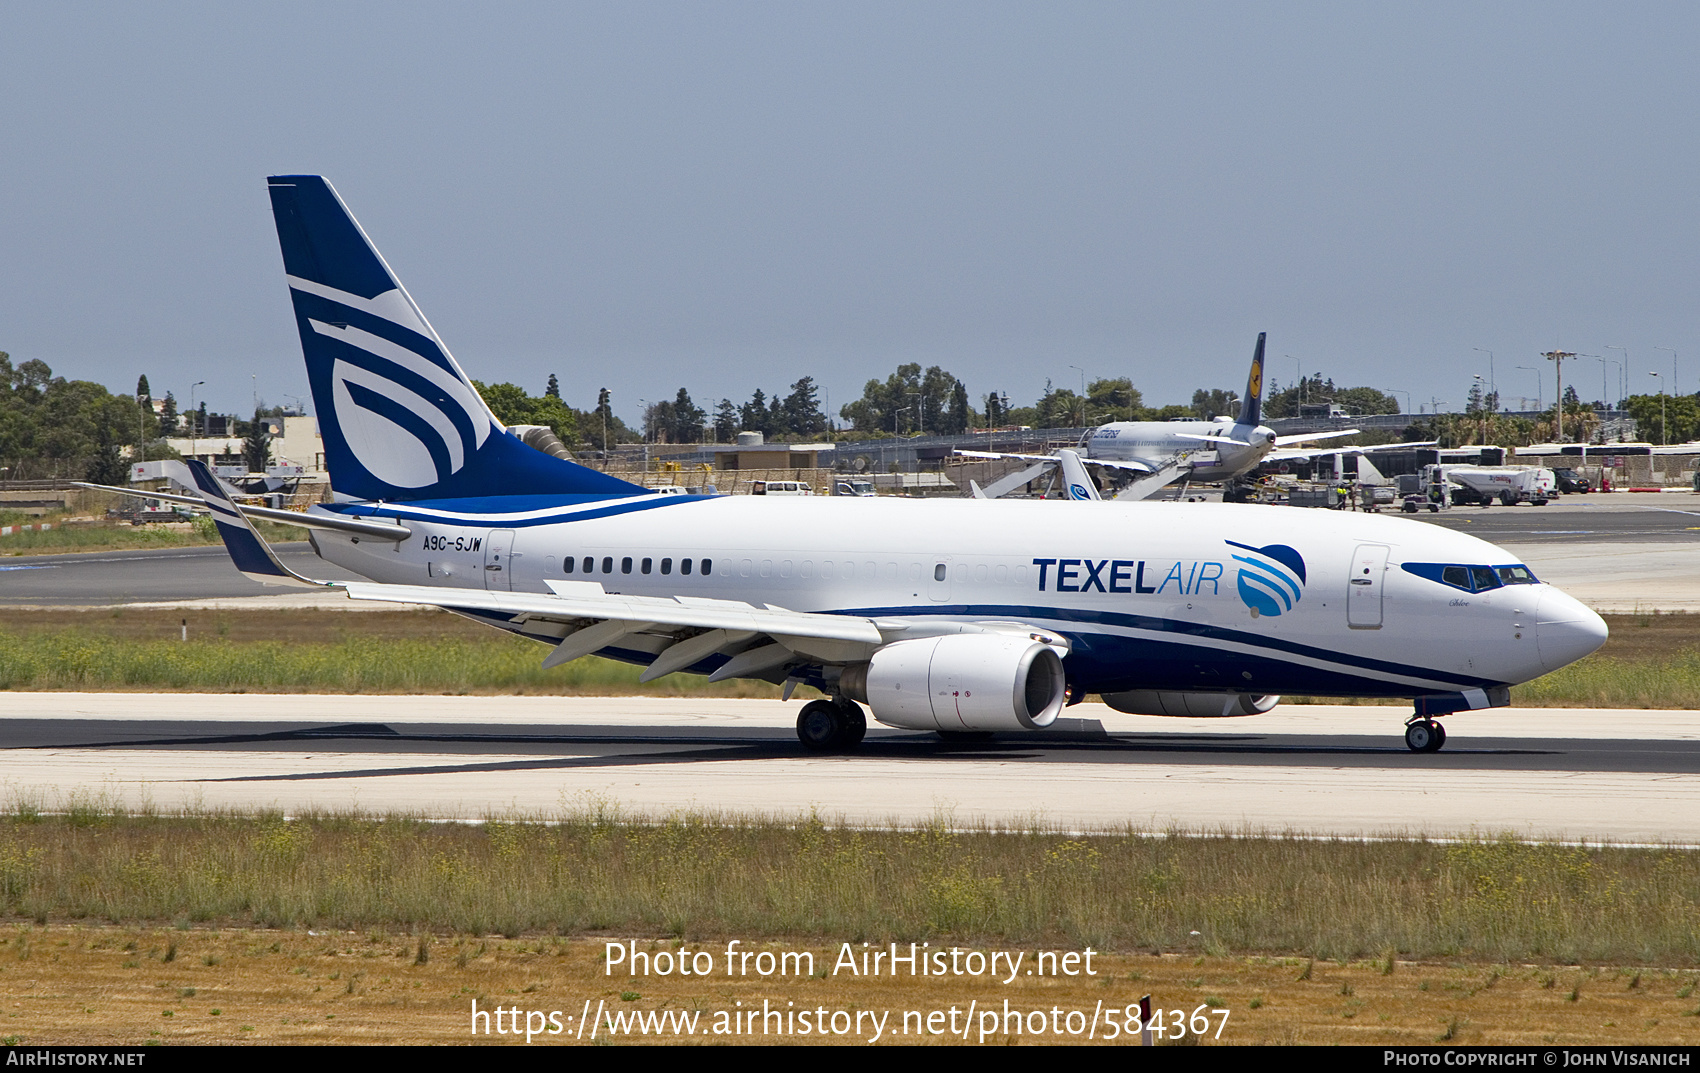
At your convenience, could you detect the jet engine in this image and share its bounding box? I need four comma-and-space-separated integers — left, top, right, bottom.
839, 634, 1066, 732
1099, 691, 1279, 717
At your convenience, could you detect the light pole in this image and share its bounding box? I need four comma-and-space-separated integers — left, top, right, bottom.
1655, 347, 1677, 397
1285, 355, 1302, 407
1515, 367, 1541, 411
1473, 375, 1487, 444
1605, 346, 1629, 408
1473, 348, 1495, 410
1590, 356, 1618, 411
1649, 372, 1666, 445
1388, 388, 1411, 414
188, 381, 205, 462
1543, 351, 1575, 442
1068, 365, 1086, 427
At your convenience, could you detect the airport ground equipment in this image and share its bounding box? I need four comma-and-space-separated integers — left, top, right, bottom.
1425, 464, 1556, 507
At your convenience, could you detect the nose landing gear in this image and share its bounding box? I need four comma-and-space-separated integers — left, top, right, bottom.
796, 698, 868, 753
1403, 718, 1447, 753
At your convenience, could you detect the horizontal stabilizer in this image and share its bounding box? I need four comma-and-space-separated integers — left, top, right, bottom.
182, 461, 332, 588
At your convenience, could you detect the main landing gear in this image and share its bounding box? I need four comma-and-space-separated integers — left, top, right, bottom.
796, 698, 867, 753
1404, 718, 1447, 753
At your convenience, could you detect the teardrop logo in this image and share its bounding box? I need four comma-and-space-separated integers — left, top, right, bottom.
1225, 540, 1306, 618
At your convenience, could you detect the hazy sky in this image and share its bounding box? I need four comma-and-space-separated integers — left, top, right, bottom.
2, 2, 1695, 424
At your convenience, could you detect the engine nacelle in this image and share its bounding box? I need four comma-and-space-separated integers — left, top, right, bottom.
840, 635, 1066, 732
1099, 691, 1280, 718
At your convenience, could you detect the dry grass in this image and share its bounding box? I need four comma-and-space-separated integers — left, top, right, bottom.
0, 928, 1696, 1045
1, 806, 1697, 967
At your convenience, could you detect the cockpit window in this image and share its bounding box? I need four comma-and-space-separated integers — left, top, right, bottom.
1403, 562, 1530, 594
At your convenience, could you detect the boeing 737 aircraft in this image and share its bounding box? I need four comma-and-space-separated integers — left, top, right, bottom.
90, 176, 1608, 755
958, 334, 1434, 501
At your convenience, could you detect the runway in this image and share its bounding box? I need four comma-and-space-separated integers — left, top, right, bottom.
0, 543, 362, 607
5, 694, 1696, 843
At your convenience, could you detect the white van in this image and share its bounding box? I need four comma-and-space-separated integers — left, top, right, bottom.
750, 480, 812, 496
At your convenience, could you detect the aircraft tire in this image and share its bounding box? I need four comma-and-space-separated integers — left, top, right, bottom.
797, 700, 846, 752
1404, 720, 1444, 753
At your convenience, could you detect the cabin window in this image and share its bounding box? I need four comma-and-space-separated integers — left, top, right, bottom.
562, 555, 574, 574
641, 557, 653, 574
661, 558, 672, 575
622, 557, 634, 574
681, 558, 693, 575
702, 558, 713, 576
601, 557, 613, 574
584, 557, 595, 574
934, 563, 947, 582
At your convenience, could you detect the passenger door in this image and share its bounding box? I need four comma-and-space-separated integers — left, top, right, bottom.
1347, 544, 1388, 628
484, 529, 515, 591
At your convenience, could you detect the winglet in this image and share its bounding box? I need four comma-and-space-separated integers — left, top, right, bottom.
183, 460, 335, 589
1055, 449, 1102, 501
1238, 332, 1266, 426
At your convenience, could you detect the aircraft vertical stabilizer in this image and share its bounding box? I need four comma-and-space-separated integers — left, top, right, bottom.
265, 175, 644, 504
1237, 332, 1267, 426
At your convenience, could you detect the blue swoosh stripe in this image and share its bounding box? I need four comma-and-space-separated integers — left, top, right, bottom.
343, 493, 698, 528
839, 602, 1499, 689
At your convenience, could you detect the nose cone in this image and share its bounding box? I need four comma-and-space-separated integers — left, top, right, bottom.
1536, 587, 1608, 672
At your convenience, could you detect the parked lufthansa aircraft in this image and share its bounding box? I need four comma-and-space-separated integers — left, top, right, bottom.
959, 334, 1435, 501
90, 176, 1607, 754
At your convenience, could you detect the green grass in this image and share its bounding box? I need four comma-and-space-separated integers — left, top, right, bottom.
0, 515, 299, 556
0, 804, 1696, 964
0, 620, 1692, 706
0, 629, 792, 696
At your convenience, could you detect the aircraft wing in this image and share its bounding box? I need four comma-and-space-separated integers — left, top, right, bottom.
953, 449, 1061, 463
1271, 429, 1363, 447
341, 579, 1067, 684
344, 580, 884, 644
1267, 438, 1439, 462
1173, 433, 1258, 448
954, 449, 1153, 473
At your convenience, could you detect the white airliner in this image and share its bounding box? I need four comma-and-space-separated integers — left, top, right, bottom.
92, 176, 1608, 754
958, 334, 1434, 501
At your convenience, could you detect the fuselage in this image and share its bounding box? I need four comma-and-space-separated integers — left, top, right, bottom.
1083, 419, 1278, 482
308, 494, 1606, 699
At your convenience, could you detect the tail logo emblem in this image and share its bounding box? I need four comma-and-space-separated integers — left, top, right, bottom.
294, 281, 491, 490
1225, 540, 1306, 618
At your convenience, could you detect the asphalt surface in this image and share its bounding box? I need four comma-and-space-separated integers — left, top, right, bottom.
0, 543, 361, 606
6, 716, 1698, 778
4, 698, 1696, 840
1400, 495, 1700, 543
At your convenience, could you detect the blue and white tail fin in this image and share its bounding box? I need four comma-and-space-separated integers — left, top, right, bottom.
1055, 449, 1101, 501
184, 461, 329, 588
266, 175, 643, 504
1236, 331, 1266, 427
